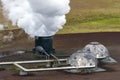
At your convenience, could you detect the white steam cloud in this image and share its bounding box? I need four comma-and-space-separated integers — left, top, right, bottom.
1, 0, 70, 37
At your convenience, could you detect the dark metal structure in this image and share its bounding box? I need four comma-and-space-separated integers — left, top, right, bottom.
34, 36, 55, 54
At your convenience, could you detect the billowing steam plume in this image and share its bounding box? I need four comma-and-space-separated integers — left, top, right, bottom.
1, 0, 70, 37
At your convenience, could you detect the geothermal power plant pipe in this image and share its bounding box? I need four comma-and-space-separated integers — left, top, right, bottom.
0, 59, 67, 65
14, 64, 95, 72
0, 59, 95, 72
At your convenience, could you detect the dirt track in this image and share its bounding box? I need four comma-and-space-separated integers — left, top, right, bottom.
0, 32, 120, 80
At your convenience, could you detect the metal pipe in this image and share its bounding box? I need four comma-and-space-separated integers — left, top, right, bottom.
0, 62, 13, 65
13, 62, 95, 72
0, 59, 95, 72
35, 46, 50, 57
0, 59, 67, 65
25, 66, 95, 72
50, 54, 61, 64
13, 63, 27, 71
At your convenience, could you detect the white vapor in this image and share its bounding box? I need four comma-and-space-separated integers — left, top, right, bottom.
1, 0, 70, 37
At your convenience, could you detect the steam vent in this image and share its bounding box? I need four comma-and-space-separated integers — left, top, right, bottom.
84, 42, 109, 59
34, 36, 55, 54
84, 42, 117, 63
67, 50, 97, 68
66, 50, 98, 73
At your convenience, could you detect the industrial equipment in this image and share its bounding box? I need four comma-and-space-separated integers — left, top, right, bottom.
84, 42, 117, 63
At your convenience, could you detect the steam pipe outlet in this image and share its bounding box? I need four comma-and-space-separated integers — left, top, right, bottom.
35, 36, 55, 54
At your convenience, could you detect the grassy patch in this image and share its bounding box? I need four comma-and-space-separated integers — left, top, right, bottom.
58, 9, 120, 34
81, 18, 120, 26
57, 0, 120, 34
58, 25, 120, 34
58, 2, 120, 33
